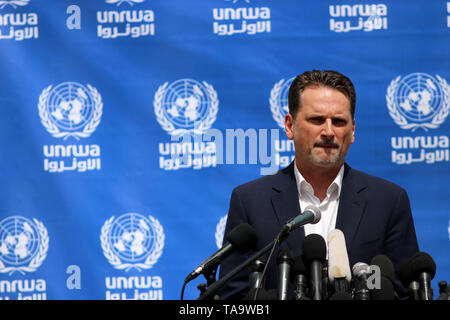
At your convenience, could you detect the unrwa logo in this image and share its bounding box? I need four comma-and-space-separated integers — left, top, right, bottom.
386, 73, 450, 131
154, 79, 218, 136
105, 0, 144, 6
215, 215, 228, 249
38, 82, 103, 140
269, 77, 295, 129
0, 0, 30, 9
100, 213, 165, 272
0, 216, 49, 275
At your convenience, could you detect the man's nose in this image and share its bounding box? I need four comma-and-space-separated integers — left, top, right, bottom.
322, 119, 334, 138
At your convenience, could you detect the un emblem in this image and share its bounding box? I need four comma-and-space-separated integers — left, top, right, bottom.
386, 73, 450, 131
105, 0, 143, 6
100, 213, 165, 272
154, 79, 218, 135
269, 77, 295, 128
0, 216, 49, 275
38, 82, 103, 140
0, 0, 30, 9
215, 215, 227, 249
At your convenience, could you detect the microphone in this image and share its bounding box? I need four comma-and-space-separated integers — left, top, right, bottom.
327, 229, 351, 295
282, 205, 321, 233
248, 255, 267, 290
302, 233, 326, 300
437, 281, 449, 300
410, 252, 436, 300
370, 255, 395, 284
370, 275, 395, 300
185, 223, 258, 283
321, 263, 330, 300
399, 256, 419, 300
291, 255, 310, 300
276, 249, 294, 300
352, 262, 371, 300
399, 252, 436, 300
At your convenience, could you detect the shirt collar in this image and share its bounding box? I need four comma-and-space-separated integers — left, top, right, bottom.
294, 162, 345, 200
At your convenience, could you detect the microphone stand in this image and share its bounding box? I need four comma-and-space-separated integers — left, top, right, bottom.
197, 231, 289, 301
182, 263, 219, 300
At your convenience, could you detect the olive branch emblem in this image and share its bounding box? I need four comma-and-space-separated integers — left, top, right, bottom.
154, 80, 218, 136
215, 215, 228, 249
38, 84, 103, 140
269, 79, 290, 129
0, 0, 29, 9
100, 215, 165, 272
0, 218, 49, 275
386, 75, 450, 132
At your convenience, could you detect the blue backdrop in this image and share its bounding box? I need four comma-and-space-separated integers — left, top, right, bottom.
0, 0, 449, 300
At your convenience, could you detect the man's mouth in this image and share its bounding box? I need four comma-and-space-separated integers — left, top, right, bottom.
314, 142, 339, 149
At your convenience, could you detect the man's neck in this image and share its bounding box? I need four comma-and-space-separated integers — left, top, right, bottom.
296, 161, 343, 202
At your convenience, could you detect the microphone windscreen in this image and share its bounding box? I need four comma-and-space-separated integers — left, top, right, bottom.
370, 254, 395, 283
370, 276, 395, 300
302, 233, 326, 262
227, 223, 258, 254
327, 229, 351, 282
410, 252, 436, 279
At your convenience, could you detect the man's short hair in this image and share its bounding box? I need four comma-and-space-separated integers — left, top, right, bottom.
288, 70, 356, 119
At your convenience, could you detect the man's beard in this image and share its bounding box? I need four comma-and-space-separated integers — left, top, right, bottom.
309, 139, 344, 167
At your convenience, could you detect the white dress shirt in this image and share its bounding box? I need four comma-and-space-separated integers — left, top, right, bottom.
293, 162, 344, 253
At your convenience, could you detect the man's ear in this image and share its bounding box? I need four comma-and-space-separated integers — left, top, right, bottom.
351, 118, 355, 144
285, 113, 295, 140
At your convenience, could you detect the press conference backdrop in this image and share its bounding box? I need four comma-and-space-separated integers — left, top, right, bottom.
0, 0, 449, 300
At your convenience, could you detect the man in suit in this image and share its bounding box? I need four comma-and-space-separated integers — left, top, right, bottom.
217, 70, 419, 300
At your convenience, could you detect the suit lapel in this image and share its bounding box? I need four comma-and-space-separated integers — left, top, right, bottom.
269, 162, 367, 254
335, 164, 367, 251
270, 162, 304, 254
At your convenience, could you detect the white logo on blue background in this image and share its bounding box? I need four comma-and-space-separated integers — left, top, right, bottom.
269, 77, 294, 128
105, 0, 143, 6
215, 215, 227, 249
0, 0, 29, 9
225, 0, 250, 3
38, 82, 103, 140
387, 73, 450, 131
100, 213, 165, 272
154, 79, 219, 135
0, 216, 49, 275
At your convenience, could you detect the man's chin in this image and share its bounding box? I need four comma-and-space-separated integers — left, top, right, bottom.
310, 154, 342, 168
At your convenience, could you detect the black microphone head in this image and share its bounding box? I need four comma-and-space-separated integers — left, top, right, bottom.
370, 275, 395, 300
409, 251, 436, 279
370, 254, 395, 283
329, 292, 353, 300
276, 249, 294, 266
302, 233, 326, 262
226, 223, 258, 254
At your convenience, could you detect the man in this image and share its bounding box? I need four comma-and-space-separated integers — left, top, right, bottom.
218, 70, 419, 299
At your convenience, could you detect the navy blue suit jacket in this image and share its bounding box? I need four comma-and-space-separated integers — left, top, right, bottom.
218, 162, 419, 299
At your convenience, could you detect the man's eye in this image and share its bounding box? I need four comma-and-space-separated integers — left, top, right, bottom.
332, 119, 347, 126
309, 117, 325, 124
